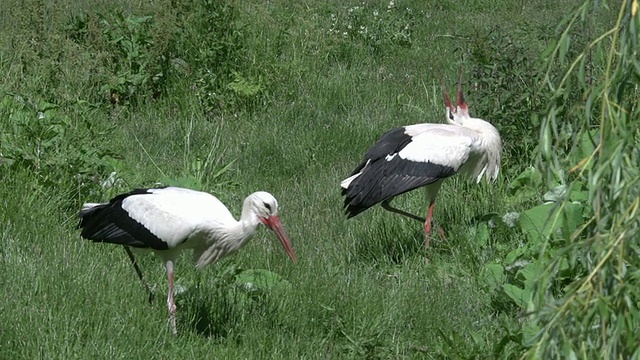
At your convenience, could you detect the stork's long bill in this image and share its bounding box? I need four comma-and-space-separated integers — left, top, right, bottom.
442, 65, 470, 121
261, 215, 297, 263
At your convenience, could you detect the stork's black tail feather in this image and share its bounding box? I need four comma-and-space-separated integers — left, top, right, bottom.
78, 203, 109, 228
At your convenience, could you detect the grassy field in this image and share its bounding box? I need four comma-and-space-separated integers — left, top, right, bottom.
0, 0, 624, 358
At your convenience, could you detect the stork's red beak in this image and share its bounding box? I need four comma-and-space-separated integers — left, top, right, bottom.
456, 64, 469, 113
441, 79, 456, 113
262, 215, 297, 264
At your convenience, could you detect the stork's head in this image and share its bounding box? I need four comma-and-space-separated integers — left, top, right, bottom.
248, 191, 297, 264
250, 191, 280, 219
442, 64, 470, 126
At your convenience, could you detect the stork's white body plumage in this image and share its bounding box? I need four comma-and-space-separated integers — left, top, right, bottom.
341, 67, 502, 254
78, 186, 297, 335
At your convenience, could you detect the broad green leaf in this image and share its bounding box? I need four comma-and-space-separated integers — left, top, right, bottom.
519, 262, 544, 290
522, 320, 542, 346
569, 182, 588, 202
518, 203, 555, 243
518, 201, 584, 245
505, 246, 526, 264
509, 166, 543, 193
578, 130, 597, 159
475, 212, 502, 223
531, 113, 540, 127
160, 176, 203, 190
475, 222, 490, 247
561, 342, 578, 360
503, 283, 532, 309
234, 269, 291, 296
567, 130, 598, 171
482, 263, 506, 287
561, 202, 584, 239
543, 184, 567, 202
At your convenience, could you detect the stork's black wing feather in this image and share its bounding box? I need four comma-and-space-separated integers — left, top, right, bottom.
345, 127, 411, 177
343, 154, 456, 218
78, 188, 169, 250
364, 127, 414, 160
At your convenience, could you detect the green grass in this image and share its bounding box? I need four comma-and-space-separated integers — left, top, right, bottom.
0, 0, 616, 358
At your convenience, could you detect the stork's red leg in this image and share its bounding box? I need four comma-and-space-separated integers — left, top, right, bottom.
165, 260, 177, 336
422, 202, 438, 263
423, 201, 436, 249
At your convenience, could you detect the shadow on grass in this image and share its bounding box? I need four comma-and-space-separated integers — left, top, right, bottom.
352, 220, 425, 265
178, 288, 236, 338
177, 284, 270, 339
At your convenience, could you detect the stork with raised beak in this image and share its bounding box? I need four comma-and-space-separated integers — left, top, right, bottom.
341, 65, 502, 254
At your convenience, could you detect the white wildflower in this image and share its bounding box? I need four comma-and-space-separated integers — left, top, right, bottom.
505, 260, 530, 271
101, 171, 124, 189
501, 212, 520, 228
174, 284, 188, 296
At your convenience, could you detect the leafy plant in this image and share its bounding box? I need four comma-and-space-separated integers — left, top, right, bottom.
523, 0, 640, 357
166, 115, 238, 193
0, 92, 115, 205
441, 162, 592, 358
172, 0, 263, 115
97, 12, 167, 105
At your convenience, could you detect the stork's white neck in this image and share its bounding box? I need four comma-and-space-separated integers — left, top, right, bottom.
220, 198, 262, 250
239, 200, 262, 238
460, 116, 496, 133
461, 117, 502, 183
192, 198, 262, 268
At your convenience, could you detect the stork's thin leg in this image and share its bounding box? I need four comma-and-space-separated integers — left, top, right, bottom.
423, 202, 436, 249
420, 202, 438, 263
122, 246, 155, 304
165, 260, 177, 336
381, 199, 425, 223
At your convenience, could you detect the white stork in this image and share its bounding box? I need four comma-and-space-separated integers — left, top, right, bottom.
341, 66, 502, 254
78, 186, 297, 335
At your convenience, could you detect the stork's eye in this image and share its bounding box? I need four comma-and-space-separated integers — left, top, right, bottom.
263, 202, 272, 211
448, 111, 454, 120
